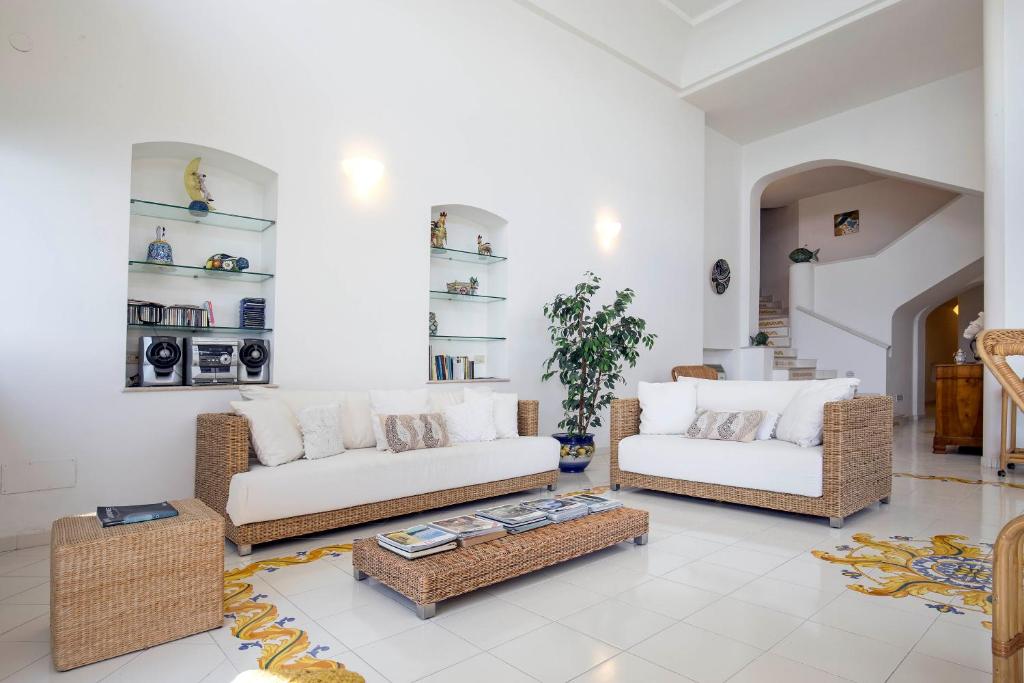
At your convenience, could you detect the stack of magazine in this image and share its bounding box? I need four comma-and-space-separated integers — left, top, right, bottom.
376, 525, 458, 559
522, 497, 590, 522
428, 515, 507, 547
476, 504, 551, 534
565, 493, 623, 513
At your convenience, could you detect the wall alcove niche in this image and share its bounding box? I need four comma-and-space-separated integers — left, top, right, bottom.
428, 204, 509, 383
124, 142, 279, 390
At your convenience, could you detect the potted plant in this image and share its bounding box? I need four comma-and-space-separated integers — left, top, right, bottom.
542, 272, 656, 472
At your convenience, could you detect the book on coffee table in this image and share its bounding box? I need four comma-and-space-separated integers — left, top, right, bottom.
428, 515, 505, 538
565, 494, 623, 513
96, 502, 178, 527
377, 540, 458, 559
377, 525, 458, 553
506, 518, 553, 534
521, 498, 590, 522
457, 529, 508, 547
476, 504, 547, 527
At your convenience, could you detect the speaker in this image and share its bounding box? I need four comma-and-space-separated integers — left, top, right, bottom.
237, 338, 271, 384
138, 336, 183, 386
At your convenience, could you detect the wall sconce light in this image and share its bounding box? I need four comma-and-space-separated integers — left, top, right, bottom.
341, 157, 385, 199
596, 218, 622, 251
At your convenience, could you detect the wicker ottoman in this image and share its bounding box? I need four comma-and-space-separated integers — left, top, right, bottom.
51, 498, 224, 671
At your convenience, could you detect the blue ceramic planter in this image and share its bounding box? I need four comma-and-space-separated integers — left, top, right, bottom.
553, 433, 595, 473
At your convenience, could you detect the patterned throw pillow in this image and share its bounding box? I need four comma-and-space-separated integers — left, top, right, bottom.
378, 413, 451, 453
686, 410, 765, 443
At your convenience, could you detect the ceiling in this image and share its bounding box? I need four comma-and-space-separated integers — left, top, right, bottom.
658, 0, 742, 25
761, 166, 883, 208
683, 0, 982, 142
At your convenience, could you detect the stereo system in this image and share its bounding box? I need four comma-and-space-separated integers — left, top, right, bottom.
137, 336, 271, 386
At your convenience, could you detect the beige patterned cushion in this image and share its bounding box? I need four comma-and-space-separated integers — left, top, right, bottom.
685, 409, 765, 443
378, 413, 451, 453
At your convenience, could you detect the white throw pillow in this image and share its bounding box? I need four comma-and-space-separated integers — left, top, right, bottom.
369, 389, 430, 450
238, 387, 375, 450
297, 404, 346, 460
230, 399, 304, 467
638, 381, 698, 435
465, 387, 519, 438
776, 378, 860, 447
756, 412, 780, 441
429, 389, 464, 413
443, 397, 497, 443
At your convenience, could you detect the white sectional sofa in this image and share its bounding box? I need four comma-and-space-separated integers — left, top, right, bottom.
196, 387, 559, 555
610, 377, 893, 527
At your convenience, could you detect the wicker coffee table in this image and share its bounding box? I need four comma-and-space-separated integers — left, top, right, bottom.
352, 507, 648, 618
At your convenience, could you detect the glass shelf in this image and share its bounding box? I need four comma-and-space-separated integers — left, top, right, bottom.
429, 334, 506, 341
128, 260, 274, 282
430, 247, 506, 264
429, 290, 506, 303
128, 323, 272, 334
130, 199, 276, 232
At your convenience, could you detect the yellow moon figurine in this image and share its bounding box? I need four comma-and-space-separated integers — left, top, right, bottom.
184, 157, 205, 202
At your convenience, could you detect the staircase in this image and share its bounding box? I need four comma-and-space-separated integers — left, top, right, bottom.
759, 295, 838, 381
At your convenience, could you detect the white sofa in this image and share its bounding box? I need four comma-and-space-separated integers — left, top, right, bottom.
196, 388, 559, 555
610, 377, 893, 527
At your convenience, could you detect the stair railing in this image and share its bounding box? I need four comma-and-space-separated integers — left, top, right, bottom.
793, 306, 891, 350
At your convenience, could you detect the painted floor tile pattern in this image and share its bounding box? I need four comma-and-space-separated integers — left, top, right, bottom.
0, 418, 1019, 682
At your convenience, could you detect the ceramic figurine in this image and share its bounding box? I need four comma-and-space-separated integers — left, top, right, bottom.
477, 235, 492, 256
430, 211, 448, 249
184, 157, 215, 216
750, 331, 769, 346
954, 348, 967, 364
204, 253, 250, 272
429, 312, 438, 336
469, 276, 479, 295
789, 245, 820, 263
446, 280, 476, 295
146, 226, 174, 265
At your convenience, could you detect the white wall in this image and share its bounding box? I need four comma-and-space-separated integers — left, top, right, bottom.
0, 0, 706, 535
796, 179, 956, 263
703, 127, 741, 349
759, 204, 799, 305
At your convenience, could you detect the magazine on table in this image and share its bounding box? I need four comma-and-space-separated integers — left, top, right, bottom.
96, 502, 178, 527
521, 498, 590, 521
377, 525, 458, 552
566, 494, 623, 512
377, 540, 458, 559
428, 515, 505, 538
506, 518, 553, 534
458, 529, 507, 547
475, 504, 547, 526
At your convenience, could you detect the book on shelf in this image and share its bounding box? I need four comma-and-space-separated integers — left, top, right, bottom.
429, 353, 479, 381
428, 515, 505, 538
96, 501, 178, 527
377, 540, 458, 559
475, 504, 548, 528
565, 494, 623, 513
521, 497, 590, 522
376, 524, 458, 553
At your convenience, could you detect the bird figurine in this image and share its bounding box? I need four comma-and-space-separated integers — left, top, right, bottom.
477, 234, 493, 256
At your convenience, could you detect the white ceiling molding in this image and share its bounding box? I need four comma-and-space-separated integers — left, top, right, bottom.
655, 0, 747, 26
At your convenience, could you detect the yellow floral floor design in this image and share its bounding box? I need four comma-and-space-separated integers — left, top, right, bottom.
895, 471, 1024, 490
224, 545, 364, 681
813, 533, 993, 629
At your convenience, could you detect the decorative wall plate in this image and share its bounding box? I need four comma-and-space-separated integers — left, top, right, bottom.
711, 259, 731, 294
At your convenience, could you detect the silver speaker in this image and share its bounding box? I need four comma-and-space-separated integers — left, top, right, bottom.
138, 336, 184, 386
237, 338, 271, 384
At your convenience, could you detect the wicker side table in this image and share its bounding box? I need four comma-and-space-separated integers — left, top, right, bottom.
51, 498, 224, 671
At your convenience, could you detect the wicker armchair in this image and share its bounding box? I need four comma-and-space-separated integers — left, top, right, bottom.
196, 400, 553, 555
671, 365, 719, 381
609, 394, 893, 526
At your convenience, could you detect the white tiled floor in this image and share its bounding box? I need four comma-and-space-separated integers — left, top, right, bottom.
0, 418, 1016, 681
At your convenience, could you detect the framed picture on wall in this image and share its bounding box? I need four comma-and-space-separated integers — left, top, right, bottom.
834, 210, 860, 236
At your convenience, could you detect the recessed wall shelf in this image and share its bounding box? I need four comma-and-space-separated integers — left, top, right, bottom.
429, 290, 506, 303
128, 323, 272, 334
427, 378, 511, 384
128, 260, 274, 282
430, 334, 506, 342
130, 199, 276, 232
430, 247, 506, 264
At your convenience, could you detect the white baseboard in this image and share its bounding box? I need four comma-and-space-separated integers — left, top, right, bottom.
0, 530, 50, 552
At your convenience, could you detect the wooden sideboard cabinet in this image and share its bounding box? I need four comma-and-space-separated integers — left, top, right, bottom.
933, 363, 984, 453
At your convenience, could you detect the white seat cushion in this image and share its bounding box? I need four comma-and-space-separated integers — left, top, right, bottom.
617, 435, 823, 498
225, 436, 560, 526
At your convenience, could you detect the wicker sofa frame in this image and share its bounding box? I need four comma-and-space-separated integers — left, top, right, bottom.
609, 395, 893, 527
196, 400, 556, 555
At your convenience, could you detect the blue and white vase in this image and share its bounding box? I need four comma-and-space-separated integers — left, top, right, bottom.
146, 226, 173, 265
553, 433, 595, 473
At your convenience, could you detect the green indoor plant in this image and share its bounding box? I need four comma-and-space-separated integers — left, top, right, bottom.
542, 271, 656, 472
